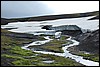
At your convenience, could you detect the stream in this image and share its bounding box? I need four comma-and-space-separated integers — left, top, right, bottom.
21, 36, 99, 66
1, 16, 99, 66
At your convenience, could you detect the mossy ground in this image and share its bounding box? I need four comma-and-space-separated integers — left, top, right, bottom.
68, 46, 99, 62
1, 29, 83, 66
29, 35, 71, 53
75, 52, 99, 62
41, 35, 70, 53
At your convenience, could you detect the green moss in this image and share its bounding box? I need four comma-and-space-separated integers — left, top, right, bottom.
77, 53, 99, 62
1, 29, 84, 66
1, 36, 13, 45
50, 39, 67, 44
36, 54, 83, 66
59, 35, 69, 40
41, 37, 69, 52
1, 54, 25, 60
1, 35, 32, 47
28, 35, 70, 53
91, 56, 99, 62
38, 36, 46, 40
2, 53, 83, 66
10, 46, 34, 56
12, 59, 37, 66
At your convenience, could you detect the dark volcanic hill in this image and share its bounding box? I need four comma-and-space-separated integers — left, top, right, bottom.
74, 29, 99, 54
1, 11, 99, 25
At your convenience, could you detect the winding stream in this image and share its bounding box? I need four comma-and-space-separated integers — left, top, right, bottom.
21, 36, 99, 66
1, 16, 99, 66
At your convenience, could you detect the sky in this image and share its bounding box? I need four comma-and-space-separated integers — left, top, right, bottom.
1, 1, 99, 18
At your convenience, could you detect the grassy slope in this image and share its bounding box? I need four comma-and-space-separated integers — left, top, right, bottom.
1, 29, 83, 66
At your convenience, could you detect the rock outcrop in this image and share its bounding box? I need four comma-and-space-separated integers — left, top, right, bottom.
75, 29, 99, 54
42, 25, 82, 36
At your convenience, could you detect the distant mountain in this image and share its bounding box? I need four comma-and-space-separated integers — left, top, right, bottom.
1, 11, 99, 25
1, 18, 19, 25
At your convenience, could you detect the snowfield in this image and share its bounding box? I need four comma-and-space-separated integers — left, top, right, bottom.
1, 16, 99, 35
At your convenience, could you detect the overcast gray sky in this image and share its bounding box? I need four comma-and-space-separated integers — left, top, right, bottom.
1, 1, 55, 18
1, 1, 99, 18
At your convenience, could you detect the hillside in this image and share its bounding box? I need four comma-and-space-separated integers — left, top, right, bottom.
1, 11, 99, 25
76, 29, 99, 54
1, 10, 99, 66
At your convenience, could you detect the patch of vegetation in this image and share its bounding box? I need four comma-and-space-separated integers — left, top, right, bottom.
1, 29, 35, 66
12, 60, 37, 66
40, 35, 70, 53
2, 49, 84, 66
1, 53, 38, 66
77, 53, 99, 62
38, 36, 46, 40
36, 54, 84, 66
10, 46, 34, 56
59, 35, 69, 40
1, 29, 33, 46
1, 29, 84, 66
49, 39, 67, 45
1, 54, 25, 60
49, 35, 69, 40
68, 45, 99, 62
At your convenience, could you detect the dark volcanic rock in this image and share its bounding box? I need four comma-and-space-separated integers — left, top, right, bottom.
1, 18, 9, 25
73, 32, 91, 42
88, 15, 99, 20
61, 30, 82, 37
42, 25, 82, 36
76, 29, 99, 54
1, 18, 19, 25
41, 25, 52, 30
42, 25, 82, 30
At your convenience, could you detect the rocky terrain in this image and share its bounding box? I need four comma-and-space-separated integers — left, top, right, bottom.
42, 25, 82, 37
74, 29, 99, 54
66, 29, 99, 62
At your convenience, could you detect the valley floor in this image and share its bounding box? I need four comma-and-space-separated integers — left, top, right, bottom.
1, 29, 84, 66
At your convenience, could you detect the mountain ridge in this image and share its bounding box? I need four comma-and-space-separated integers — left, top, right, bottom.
1, 11, 99, 25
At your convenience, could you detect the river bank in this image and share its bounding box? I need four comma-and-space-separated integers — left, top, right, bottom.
21, 33, 99, 66
67, 45, 99, 62
67, 29, 99, 62
28, 35, 71, 53
1, 29, 84, 66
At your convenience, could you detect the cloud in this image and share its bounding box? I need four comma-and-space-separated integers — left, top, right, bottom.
1, 1, 99, 18
1, 1, 54, 18
41, 1, 99, 14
